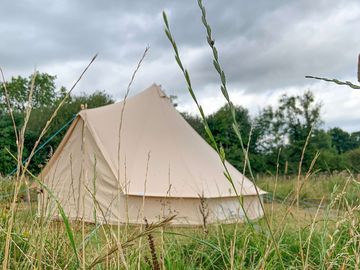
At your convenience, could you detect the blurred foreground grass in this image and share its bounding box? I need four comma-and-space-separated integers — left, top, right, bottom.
0, 174, 358, 269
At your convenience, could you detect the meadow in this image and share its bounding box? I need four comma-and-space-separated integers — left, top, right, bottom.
0, 174, 359, 269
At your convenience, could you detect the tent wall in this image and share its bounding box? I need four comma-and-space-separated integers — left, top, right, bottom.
79, 87, 265, 198
117, 195, 263, 225
39, 116, 264, 225
42, 191, 264, 225
39, 118, 122, 222
38, 85, 266, 225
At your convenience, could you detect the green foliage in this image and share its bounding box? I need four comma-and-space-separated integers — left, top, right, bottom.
260, 91, 323, 174
344, 148, 360, 172
206, 104, 252, 170
0, 72, 114, 176
0, 114, 22, 175
329, 127, 360, 154
0, 73, 57, 112
183, 90, 360, 175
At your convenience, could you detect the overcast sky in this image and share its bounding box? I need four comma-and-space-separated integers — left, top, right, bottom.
1, 0, 360, 131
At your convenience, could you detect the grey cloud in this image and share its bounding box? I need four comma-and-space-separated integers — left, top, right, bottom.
187, 0, 360, 92
1, 0, 360, 130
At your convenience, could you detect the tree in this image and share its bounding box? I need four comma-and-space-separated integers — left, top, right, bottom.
276, 90, 322, 137
0, 72, 58, 112
328, 127, 352, 154
0, 75, 28, 112
275, 91, 323, 172
206, 104, 252, 170
344, 148, 360, 172
349, 131, 360, 150
254, 106, 284, 154
0, 71, 114, 175
251, 90, 327, 174
0, 114, 22, 175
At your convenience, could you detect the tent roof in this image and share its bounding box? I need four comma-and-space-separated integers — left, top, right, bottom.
59, 84, 265, 198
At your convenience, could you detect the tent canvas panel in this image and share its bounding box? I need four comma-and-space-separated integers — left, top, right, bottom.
40, 118, 123, 222
80, 87, 264, 198
45, 192, 263, 225
120, 195, 263, 225
39, 84, 265, 225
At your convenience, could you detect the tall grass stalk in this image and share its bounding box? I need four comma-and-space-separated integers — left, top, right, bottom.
306, 75, 360, 89
137, 151, 150, 270
304, 197, 324, 269
162, 11, 254, 228
163, 2, 285, 266
116, 46, 149, 269
296, 126, 314, 209
87, 215, 175, 269
195, 2, 287, 266
1, 54, 97, 269
1, 70, 36, 270
270, 148, 282, 225
117, 47, 149, 219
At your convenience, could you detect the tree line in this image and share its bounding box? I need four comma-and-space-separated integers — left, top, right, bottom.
0, 73, 113, 175
182, 92, 360, 175
1, 72, 360, 176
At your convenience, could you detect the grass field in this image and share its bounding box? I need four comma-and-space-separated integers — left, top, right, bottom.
0, 174, 359, 269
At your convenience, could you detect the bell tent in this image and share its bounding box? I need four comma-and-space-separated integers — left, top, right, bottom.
39, 84, 265, 225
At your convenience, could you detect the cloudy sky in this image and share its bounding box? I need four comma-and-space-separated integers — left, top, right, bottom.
1, 0, 360, 131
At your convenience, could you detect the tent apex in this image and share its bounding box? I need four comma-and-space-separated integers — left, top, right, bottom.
147, 83, 167, 98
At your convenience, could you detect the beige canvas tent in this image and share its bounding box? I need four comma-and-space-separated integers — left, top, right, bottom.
39, 84, 265, 225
